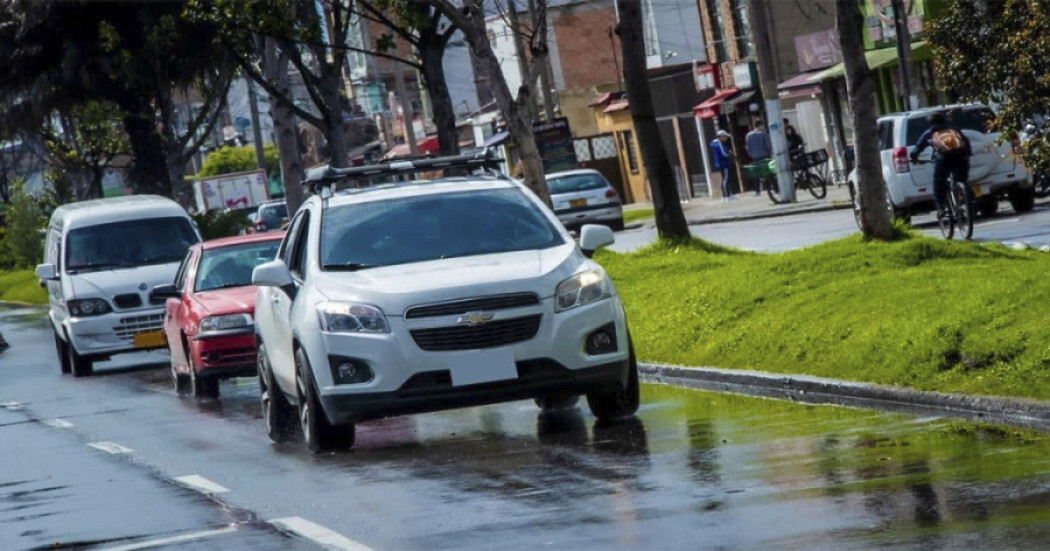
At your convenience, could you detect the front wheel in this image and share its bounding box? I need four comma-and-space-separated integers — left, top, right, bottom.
259, 343, 297, 443
189, 355, 219, 399
295, 348, 355, 453
54, 331, 72, 374
951, 182, 974, 240
68, 342, 93, 378
586, 344, 640, 421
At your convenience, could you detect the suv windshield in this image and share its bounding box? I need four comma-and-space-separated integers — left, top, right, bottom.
65, 216, 199, 273
320, 188, 565, 270
906, 108, 996, 145
547, 173, 607, 195
196, 240, 281, 292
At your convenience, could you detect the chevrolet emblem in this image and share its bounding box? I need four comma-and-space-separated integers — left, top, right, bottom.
456, 311, 495, 327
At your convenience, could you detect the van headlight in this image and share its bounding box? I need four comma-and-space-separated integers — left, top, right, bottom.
200, 313, 253, 332
68, 298, 112, 317
555, 270, 611, 312
317, 301, 389, 333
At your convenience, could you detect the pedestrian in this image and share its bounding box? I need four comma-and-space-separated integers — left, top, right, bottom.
745, 121, 773, 196
784, 120, 805, 156
709, 129, 738, 202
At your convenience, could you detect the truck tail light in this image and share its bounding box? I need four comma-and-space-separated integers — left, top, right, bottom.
894, 147, 910, 174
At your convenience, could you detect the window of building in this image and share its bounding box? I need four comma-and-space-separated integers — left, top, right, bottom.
620, 130, 639, 174
731, 0, 753, 57
706, 0, 729, 63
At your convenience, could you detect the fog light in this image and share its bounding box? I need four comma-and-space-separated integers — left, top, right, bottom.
585, 323, 618, 355
329, 356, 374, 385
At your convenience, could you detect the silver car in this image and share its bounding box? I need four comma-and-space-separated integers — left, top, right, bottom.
546, 169, 625, 232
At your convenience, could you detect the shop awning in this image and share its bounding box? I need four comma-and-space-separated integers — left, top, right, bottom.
724, 90, 758, 113
693, 88, 740, 119
814, 41, 933, 81
382, 136, 440, 160
778, 72, 822, 99
482, 131, 510, 148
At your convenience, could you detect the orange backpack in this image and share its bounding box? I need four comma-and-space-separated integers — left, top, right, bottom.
931, 128, 965, 154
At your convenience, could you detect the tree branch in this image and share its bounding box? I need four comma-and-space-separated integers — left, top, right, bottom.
233, 52, 325, 127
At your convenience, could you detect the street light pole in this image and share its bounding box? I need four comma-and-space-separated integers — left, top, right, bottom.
747, 0, 794, 202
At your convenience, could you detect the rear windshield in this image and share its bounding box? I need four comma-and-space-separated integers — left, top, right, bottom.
905, 108, 996, 145
195, 240, 281, 292
547, 173, 608, 195
260, 203, 287, 222
65, 216, 199, 273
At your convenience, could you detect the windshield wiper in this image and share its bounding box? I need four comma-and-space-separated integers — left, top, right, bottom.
199, 282, 250, 292
322, 262, 380, 272
66, 262, 133, 274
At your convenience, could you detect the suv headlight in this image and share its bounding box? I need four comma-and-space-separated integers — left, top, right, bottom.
316, 301, 389, 334
555, 270, 611, 312
200, 313, 253, 332
68, 298, 112, 317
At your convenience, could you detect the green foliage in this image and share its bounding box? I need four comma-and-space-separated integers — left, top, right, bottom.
197, 144, 280, 179
598, 233, 1050, 400
0, 269, 47, 304
191, 209, 251, 240
0, 182, 45, 269
928, 0, 1050, 174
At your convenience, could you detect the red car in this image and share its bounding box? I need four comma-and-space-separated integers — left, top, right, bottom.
150, 232, 283, 398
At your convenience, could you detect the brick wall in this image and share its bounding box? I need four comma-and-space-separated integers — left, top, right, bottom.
552, 2, 621, 90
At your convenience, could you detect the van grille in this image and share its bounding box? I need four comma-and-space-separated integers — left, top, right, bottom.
113, 293, 143, 309
113, 313, 165, 340
405, 293, 540, 319
410, 315, 542, 351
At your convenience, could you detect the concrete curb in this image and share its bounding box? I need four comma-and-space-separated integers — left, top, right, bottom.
639, 362, 1050, 431
0, 301, 46, 309
624, 201, 852, 232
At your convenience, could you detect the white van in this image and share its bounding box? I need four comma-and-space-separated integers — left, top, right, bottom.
35, 196, 201, 376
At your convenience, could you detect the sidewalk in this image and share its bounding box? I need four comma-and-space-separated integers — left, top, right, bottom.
624, 183, 853, 229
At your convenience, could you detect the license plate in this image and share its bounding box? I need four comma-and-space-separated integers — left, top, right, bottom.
569, 198, 587, 208
448, 348, 517, 387
133, 330, 166, 349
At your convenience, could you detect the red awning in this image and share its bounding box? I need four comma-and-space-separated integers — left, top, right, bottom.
382, 136, 440, 160
693, 88, 739, 119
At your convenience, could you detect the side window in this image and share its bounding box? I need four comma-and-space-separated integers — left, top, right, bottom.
47, 230, 61, 269
289, 212, 312, 280
878, 121, 894, 151
173, 250, 193, 291
280, 212, 306, 266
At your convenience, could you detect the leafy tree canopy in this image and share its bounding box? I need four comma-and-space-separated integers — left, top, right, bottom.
197, 144, 280, 179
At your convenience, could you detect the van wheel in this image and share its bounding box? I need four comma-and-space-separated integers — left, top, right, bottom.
68, 342, 93, 378
586, 342, 640, 421
54, 331, 72, 375
1009, 186, 1036, 213
295, 347, 355, 453
259, 344, 296, 443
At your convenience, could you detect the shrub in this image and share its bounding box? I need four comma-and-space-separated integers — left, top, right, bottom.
198, 144, 280, 179
192, 209, 251, 240
0, 181, 45, 269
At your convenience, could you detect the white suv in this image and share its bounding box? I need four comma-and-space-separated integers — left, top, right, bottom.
252, 156, 639, 452
848, 104, 1034, 220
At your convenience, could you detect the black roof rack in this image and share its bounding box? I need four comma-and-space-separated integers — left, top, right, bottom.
301, 148, 506, 194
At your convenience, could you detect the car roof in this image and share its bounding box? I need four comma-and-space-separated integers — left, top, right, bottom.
322, 176, 519, 208
199, 231, 286, 251
880, 103, 990, 122
545, 169, 602, 179
51, 195, 189, 230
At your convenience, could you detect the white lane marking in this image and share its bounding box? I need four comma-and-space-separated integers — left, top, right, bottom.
87, 441, 133, 455
41, 418, 74, 429
100, 526, 237, 551
173, 475, 230, 495
1, 401, 23, 410
269, 517, 373, 551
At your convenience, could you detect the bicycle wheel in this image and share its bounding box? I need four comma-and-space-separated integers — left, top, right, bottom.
805, 172, 828, 199
937, 204, 954, 240
765, 177, 790, 204
952, 181, 974, 240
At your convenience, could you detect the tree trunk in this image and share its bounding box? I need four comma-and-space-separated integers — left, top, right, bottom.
506, 5, 539, 122
528, 0, 556, 121
420, 40, 460, 156
616, 0, 689, 240
121, 109, 172, 197
263, 43, 305, 215
836, 0, 893, 240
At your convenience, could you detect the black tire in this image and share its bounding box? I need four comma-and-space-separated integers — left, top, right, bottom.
54, 330, 72, 375
67, 340, 93, 378
1034, 174, 1050, 199
586, 344, 640, 421
847, 182, 862, 230
189, 354, 219, 399
172, 337, 191, 395
804, 173, 828, 199
259, 343, 296, 443
295, 347, 355, 453
1009, 186, 1036, 213
952, 182, 974, 241
765, 177, 789, 204
976, 195, 999, 218
534, 394, 580, 412
937, 205, 955, 240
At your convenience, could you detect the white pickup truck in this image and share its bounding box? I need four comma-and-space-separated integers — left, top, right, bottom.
848, 104, 1034, 220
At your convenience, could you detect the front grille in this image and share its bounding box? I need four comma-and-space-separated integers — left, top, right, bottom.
405, 293, 540, 319
113, 293, 142, 309
410, 314, 542, 352
113, 313, 165, 340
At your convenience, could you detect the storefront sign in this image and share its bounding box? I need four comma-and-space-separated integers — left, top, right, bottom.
733, 63, 758, 90
532, 117, 577, 173
694, 62, 720, 91
795, 29, 843, 72
863, 0, 926, 50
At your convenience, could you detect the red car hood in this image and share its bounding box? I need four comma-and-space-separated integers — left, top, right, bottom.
190, 285, 258, 317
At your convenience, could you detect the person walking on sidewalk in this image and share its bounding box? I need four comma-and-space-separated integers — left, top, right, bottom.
710, 130, 738, 202
746, 121, 773, 196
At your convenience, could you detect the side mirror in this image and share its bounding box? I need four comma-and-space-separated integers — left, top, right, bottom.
252, 259, 294, 288
149, 284, 181, 302
579, 224, 615, 258
35, 263, 58, 281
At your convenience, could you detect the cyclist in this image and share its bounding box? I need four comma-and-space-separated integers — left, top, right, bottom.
909, 111, 973, 217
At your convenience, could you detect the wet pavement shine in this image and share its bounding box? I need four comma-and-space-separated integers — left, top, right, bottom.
4, 305, 1050, 550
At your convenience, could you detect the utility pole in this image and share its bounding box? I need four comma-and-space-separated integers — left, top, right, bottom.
747, 0, 794, 202
608, 27, 624, 91
394, 68, 419, 155
890, 0, 913, 110
244, 70, 267, 171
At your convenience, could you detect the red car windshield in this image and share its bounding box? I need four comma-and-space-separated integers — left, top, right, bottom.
195, 241, 281, 292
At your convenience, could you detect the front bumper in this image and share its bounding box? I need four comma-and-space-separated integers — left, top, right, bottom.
190, 329, 257, 378
64, 308, 166, 357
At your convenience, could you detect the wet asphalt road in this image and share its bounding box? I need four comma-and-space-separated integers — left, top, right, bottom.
6, 307, 1050, 550
612, 197, 1050, 253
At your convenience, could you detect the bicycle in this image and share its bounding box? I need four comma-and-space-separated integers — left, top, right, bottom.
913, 158, 974, 240
745, 150, 829, 205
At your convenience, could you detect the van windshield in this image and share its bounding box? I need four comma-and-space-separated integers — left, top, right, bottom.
65, 216, 199, 273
